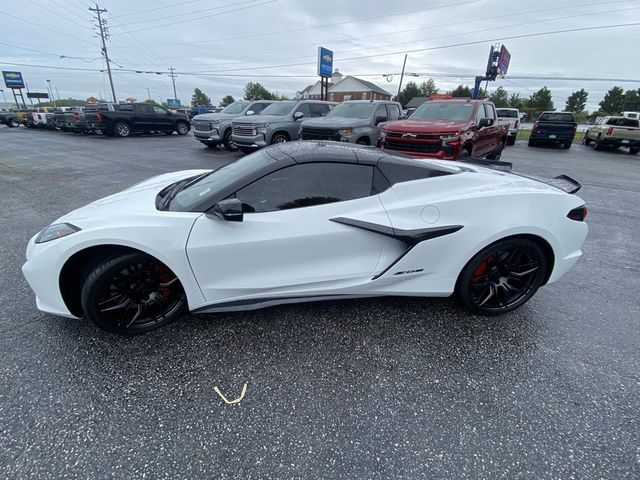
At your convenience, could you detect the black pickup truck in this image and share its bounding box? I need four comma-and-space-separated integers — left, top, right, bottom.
85, 103, 191, 137
0, 111, 20, 128
528, 111, 577, 149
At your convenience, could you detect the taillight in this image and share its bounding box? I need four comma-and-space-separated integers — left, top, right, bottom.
72, 112, 79, 121
96, 112, 103, 122
572, 125, 577, 133
606, 127, 613, 135
567, 205, 587, 221
515, 120, 519, 129
533, 122, 539, 132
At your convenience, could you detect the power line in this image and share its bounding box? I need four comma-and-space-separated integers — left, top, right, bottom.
28, 0, 93, 31
0, 9, 94, 45
89, 4, 117, 102
115, 0, 206, 18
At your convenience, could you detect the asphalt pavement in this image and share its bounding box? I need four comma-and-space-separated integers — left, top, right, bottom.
1, 127, 638, 479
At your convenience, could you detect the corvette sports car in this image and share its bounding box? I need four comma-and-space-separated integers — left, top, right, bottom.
22, 142, 587, 335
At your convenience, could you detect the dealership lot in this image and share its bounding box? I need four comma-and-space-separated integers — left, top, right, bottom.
1, 129, 639, 478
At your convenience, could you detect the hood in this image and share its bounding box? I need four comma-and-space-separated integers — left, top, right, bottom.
193, 112, 239, 121
302, 116, 370, 129
383, 119, 470, 134
57, 169, 210, 226
233, 114, 290, 124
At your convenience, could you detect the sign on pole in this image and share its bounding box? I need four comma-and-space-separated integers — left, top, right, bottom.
317, 47, 333, 78
27, 92, 49, 99
497, 45, 511, 76
167, 99, 181, 107
2, 71, 25, 89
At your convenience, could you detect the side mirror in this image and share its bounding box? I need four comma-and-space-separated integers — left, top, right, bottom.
478, 118, 494, 128
212, 198, 243, 222
293, 111, 304, 120
375, 116, 387, 125
246, 110, 255, 116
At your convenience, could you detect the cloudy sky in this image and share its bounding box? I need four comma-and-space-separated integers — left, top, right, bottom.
1, 0, 638, 111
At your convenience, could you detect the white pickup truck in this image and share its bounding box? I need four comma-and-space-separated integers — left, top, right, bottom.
496, 108, 520, 146
584, 116, 640, 155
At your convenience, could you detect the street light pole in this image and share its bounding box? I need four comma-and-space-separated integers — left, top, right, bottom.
46, 80, 57, 107
146, 87, 151, 100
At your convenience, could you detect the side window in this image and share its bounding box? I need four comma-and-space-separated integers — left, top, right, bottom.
387, 104, 400, 121
235, 163, 374, 213
310, 103, 330, 117
295, 103, 312, 117
484, 104, 495, 120
137, 104, 155, 114
251, 103, 267, 114
475, 105, 485, 125
374, 105, 388, 122
153, 106, 168, 115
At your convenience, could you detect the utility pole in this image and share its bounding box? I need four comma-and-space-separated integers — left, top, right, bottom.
90, 4, 117, 103
46, 79, 57, 107
396, 54, 408, 100
168, 67, 178, 102
146, 87, 151, 100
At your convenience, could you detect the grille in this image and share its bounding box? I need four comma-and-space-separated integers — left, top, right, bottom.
300, 127, 341, 141
383, 140, 442, 154
193, 121, 211, 131
232, 123, 257, 136
385, 131, 442, 141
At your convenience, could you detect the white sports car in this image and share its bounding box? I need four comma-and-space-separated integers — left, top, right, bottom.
22, 142, 588, 335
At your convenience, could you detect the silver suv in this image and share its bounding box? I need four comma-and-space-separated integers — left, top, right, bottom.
300, 100, 403, 145
192, 100, 273, 150
231, 100, 335, 153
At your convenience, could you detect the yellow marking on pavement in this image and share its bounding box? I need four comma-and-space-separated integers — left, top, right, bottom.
214, 383, 248, 404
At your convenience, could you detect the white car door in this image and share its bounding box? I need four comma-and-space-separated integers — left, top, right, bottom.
186, 162, 391, 304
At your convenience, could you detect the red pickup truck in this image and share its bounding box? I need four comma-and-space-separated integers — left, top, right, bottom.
381, 99, 507, 160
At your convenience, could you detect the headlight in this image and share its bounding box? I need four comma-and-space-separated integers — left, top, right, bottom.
35, 223, 80, 243
339, 128, 353, 135
256, 122, 270, 128
210, 119, 222, 125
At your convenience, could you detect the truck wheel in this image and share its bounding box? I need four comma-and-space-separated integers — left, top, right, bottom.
583, 132, 592, 145
223, 129, 237, 151
487, 140, 505, 160
563, 142, 572, 150
506, 136, 516, 146
356, 137, 370, 145
528, 139, 536, 147
114, 122, 131, 138
8, 118, 19, 128
238, 147, 254, 154
630, 147, 639, 155
176, 121, 189, 135
271, 133, 289, 144
594, 135, 604, 151
456, 148, 471, 160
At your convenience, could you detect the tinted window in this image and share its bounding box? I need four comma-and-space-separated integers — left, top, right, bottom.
262, 102, 297, 116
327, 102, 374, 119
153, 106, 168, 114
137, 104, 155, 114
539, 112, 575, 122
496, 109, 518, 118
235, 163, 374, 213
412, 102, 475, 122
295, 103, 312, 117
250, 102, 270, 114
223, 101, 250, 114
310, 103, 330, 117
374, 105, 387, 122
387, 104, 401, 121
606, 117, 639, 127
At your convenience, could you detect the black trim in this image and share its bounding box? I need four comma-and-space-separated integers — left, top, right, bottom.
192, 294, 346, 311
330, 217, 463, 246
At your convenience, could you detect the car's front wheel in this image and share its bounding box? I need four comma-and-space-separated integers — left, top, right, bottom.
176, 121, 189, 135
271, 133, 289, 144
457, 238, 547, 315
223, 128, 237, 151
81, 252, 186, 335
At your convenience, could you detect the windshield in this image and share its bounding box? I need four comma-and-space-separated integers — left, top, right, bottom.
327, 103, 375, 119
410, 102, 474, 122
169, 150, 274, 211
222, 101, 249, 114
261, 102, 296, 116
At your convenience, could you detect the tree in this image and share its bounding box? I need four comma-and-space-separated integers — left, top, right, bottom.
599, 86, 625, 114
507, 92, 524, 109
449, 85, 472, 98
219, 95, 235, 107
565, 89, 588, 113
144, 98, 158, 105
526, 86, 554, 117
191, 88, 211, 106
397, 81, 422, 107
622, 89, 640, 112
488, 86, 509, 107
243, 82, 275, 100
418, 79, 438, 97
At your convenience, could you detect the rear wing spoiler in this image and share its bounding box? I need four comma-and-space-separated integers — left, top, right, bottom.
461, 157, 513, 172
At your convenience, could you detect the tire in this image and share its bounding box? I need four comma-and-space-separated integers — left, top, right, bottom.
456, 238, 547, 315
583, 132, 592, 145
238, 146, 254, 154
271, 132, 289, 144
456, 148, 471, 160
8, 118, 19, 128
506, 135, 516, 146
223, 128, 237, 151
201, 141, 218, 148
527, 139, 535, 147
630, 147, 639, 155
114, 121, 131, 138
356, 137, 370, 145
176, 121, 189, 135
81, 252, 186, 335
593, 134, 604, 151
563, 142, 572, 150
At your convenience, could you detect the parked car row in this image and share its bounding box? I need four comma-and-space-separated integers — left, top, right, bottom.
1, 103, 192, 137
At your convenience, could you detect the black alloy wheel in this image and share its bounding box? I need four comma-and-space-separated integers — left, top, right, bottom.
9, 118, 19, 127
457, 238, 547, 314
114, 121, 131, 137
223, 128, 237, 151
630, 147, 639, 155
81, 252, 186, 334
176, 121, 189, 135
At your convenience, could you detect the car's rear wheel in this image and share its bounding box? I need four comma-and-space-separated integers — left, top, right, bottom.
630, 147, 639, 155
594, 134, 605, 151
506, 135, 516, 146
114, 121, 131, 138
176, 121, 189, 135
457, 238, 547, 315
583, 132, 592, 145
81, 252, 186, 335
9, 118, 19, 128
223, 128, 237, 151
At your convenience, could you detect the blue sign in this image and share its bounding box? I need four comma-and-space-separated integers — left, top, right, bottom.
167, 98, 181, 107
317, 47, 333, 78
497, 45, 511, 76
2, 71, 25, 89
